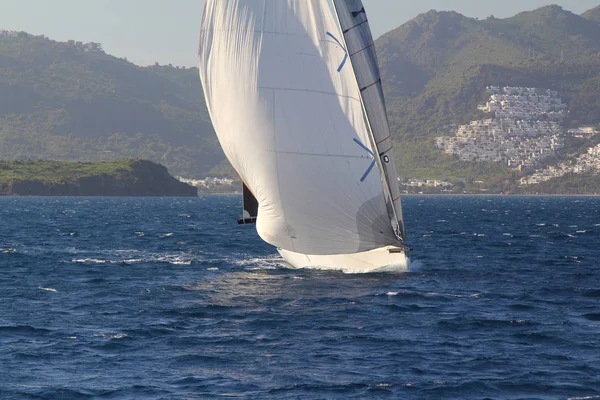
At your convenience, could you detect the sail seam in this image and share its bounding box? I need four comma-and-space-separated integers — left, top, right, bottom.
257, 86, 360, 102
349, 42, 375, 57
360, 79, 381, 92
272, 151, 371, 159
343, 19, 369, 34
377, 134, 391, 144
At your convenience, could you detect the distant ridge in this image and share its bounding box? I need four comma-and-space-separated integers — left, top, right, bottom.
1, 4, 600, 193
373, 5, 600, 191
0, 34, 224, 178
582, 5, 600, 23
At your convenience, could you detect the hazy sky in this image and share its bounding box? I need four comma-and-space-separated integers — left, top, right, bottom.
1, 1, 597, 67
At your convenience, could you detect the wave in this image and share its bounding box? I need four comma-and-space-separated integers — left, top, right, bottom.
70, 252, 196, 265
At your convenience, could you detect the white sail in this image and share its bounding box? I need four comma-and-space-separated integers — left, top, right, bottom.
198, 0, 404, 256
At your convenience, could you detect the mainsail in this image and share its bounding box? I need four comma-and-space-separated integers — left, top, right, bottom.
199, 0, 405, 255
332, 0, 405, 240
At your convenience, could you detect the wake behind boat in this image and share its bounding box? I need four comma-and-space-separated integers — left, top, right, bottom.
198, 0, 409, 272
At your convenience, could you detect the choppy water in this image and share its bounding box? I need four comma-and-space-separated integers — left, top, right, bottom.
0, 195, 599, 399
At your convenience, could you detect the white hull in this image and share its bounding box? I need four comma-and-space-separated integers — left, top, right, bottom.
277, 246, 408, 274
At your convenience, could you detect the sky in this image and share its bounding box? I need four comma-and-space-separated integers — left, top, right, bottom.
1, 1, 597, 67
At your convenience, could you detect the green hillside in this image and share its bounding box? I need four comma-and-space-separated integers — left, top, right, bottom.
0, 159, 197, 196
0, 34, 223, 177
1, 4, 600, 191
376, 5, 600, 184
582, 5, 600, 24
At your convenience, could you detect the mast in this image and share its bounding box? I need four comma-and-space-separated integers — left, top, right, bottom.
330, 0, 406, 241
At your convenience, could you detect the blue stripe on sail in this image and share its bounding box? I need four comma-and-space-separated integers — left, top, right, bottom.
353, 138, 374, 157
326, 32, 345, 49
360, 160, 376, 182
326, 32, 348, 72
353, 138, 376, 182
337, 54, 348, 72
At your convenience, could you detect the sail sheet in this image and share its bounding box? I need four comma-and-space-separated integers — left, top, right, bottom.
332, 0, 406, 240
199, 0, 402, 255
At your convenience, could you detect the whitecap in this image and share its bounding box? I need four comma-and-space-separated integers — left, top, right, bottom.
72, 258, 108, 264
233, 255, 285, 270
160, 233, 175, 238
39, 287, 58, 292
408, 259, 423, 272
568, 396, 600, 400
94, 332, 128, 340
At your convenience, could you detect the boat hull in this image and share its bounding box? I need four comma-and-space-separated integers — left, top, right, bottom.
277, 246, 408, 274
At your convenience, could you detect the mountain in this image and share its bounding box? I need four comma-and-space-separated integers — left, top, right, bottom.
375, 5, 600, 184
0, 34, 223, 177
377, 5, 600, 136
2, 4, 600, 191
582, 5, 600, 24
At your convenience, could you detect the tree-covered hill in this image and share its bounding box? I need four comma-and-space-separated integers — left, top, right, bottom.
0, 34, 222, 177
2, 4, 600, 191
375, 5, 600, 183
582, 5, 600, 24
0, 159, 197, 196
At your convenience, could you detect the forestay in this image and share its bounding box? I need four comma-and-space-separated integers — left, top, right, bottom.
198, 0, 404, 255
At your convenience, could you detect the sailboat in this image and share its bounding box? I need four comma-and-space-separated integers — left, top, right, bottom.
198, 0, 410, 273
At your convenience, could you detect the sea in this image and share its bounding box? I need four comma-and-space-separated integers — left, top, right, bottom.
0, 195, 599, 400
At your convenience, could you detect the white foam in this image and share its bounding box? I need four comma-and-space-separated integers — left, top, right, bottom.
72, 258, 108, 264
232, 255, 285, 270
408, 259, 423, 272
39, 287, 58, 292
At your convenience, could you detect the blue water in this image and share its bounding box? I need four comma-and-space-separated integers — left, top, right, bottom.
0, 195, 599, 399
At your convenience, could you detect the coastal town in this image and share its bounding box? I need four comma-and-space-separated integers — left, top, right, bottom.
435, 86, 568, 168
435, 86, 599, 187
185, 86, 599, 194
520, 143, 600, 185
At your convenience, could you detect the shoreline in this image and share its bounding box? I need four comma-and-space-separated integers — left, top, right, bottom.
197, 192, 600, 197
